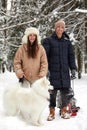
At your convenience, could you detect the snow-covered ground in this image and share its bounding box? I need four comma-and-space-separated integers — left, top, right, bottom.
0, 70, 87, 130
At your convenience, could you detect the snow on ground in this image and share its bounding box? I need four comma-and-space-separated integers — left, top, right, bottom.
0, 70, 87, 130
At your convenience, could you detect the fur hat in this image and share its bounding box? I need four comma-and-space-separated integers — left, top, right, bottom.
22, 27, 41, 44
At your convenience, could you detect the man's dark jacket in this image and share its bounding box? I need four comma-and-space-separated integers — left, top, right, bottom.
42, 32, 77, 89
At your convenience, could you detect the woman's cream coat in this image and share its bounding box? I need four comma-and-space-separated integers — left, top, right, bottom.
14, 44, 48, 81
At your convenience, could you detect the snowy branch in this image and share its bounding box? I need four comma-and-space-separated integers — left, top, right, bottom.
75, 8, 87, 13
0, 10, 15, 18
0, 19, 36, 31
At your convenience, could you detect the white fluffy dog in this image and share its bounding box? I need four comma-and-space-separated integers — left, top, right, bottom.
3, 77, 53, 126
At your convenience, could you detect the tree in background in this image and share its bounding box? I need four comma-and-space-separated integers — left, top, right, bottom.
0, 0, 86, 75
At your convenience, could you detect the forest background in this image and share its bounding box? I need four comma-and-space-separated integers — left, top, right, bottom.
0, 0, 87, 79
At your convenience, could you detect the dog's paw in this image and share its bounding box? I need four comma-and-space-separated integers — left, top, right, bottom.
32, 122, 42, 126
38, 120, 44, 126
31, 120, 44, 126
38, 122, 44, 126
39, 123, 44, 126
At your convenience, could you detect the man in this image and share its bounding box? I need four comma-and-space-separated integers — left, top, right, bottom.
42, 20, 79, 120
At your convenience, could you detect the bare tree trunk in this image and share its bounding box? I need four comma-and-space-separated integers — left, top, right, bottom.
84, 0, 87, 73
1, 0, 8, 72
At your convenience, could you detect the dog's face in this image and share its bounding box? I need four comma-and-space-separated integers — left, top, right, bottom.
39, 77, 53, 93
41, 77, 53, 90
38, 77, 53, 100
32, 77, 53, 100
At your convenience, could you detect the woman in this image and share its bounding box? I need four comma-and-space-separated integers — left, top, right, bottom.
14, 27, 48, 85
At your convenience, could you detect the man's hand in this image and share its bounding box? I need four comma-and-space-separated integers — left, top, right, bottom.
71, 69, 76, 80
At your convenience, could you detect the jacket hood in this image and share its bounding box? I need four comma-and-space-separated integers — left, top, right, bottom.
22, 27, 41, 44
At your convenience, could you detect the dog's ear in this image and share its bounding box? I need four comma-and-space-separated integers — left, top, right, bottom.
44, 77, 50, 85
40, 76, 47, 86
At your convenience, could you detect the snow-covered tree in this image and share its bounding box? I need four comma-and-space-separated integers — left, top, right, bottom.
0, 0, 86, 74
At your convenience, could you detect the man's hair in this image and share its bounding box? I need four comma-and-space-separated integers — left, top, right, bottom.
54, 19, 65, 29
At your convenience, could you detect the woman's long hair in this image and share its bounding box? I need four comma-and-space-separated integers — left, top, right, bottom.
27, 35, 39, 58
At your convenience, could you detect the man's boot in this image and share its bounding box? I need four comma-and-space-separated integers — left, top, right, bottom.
47, 107, 55, 121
